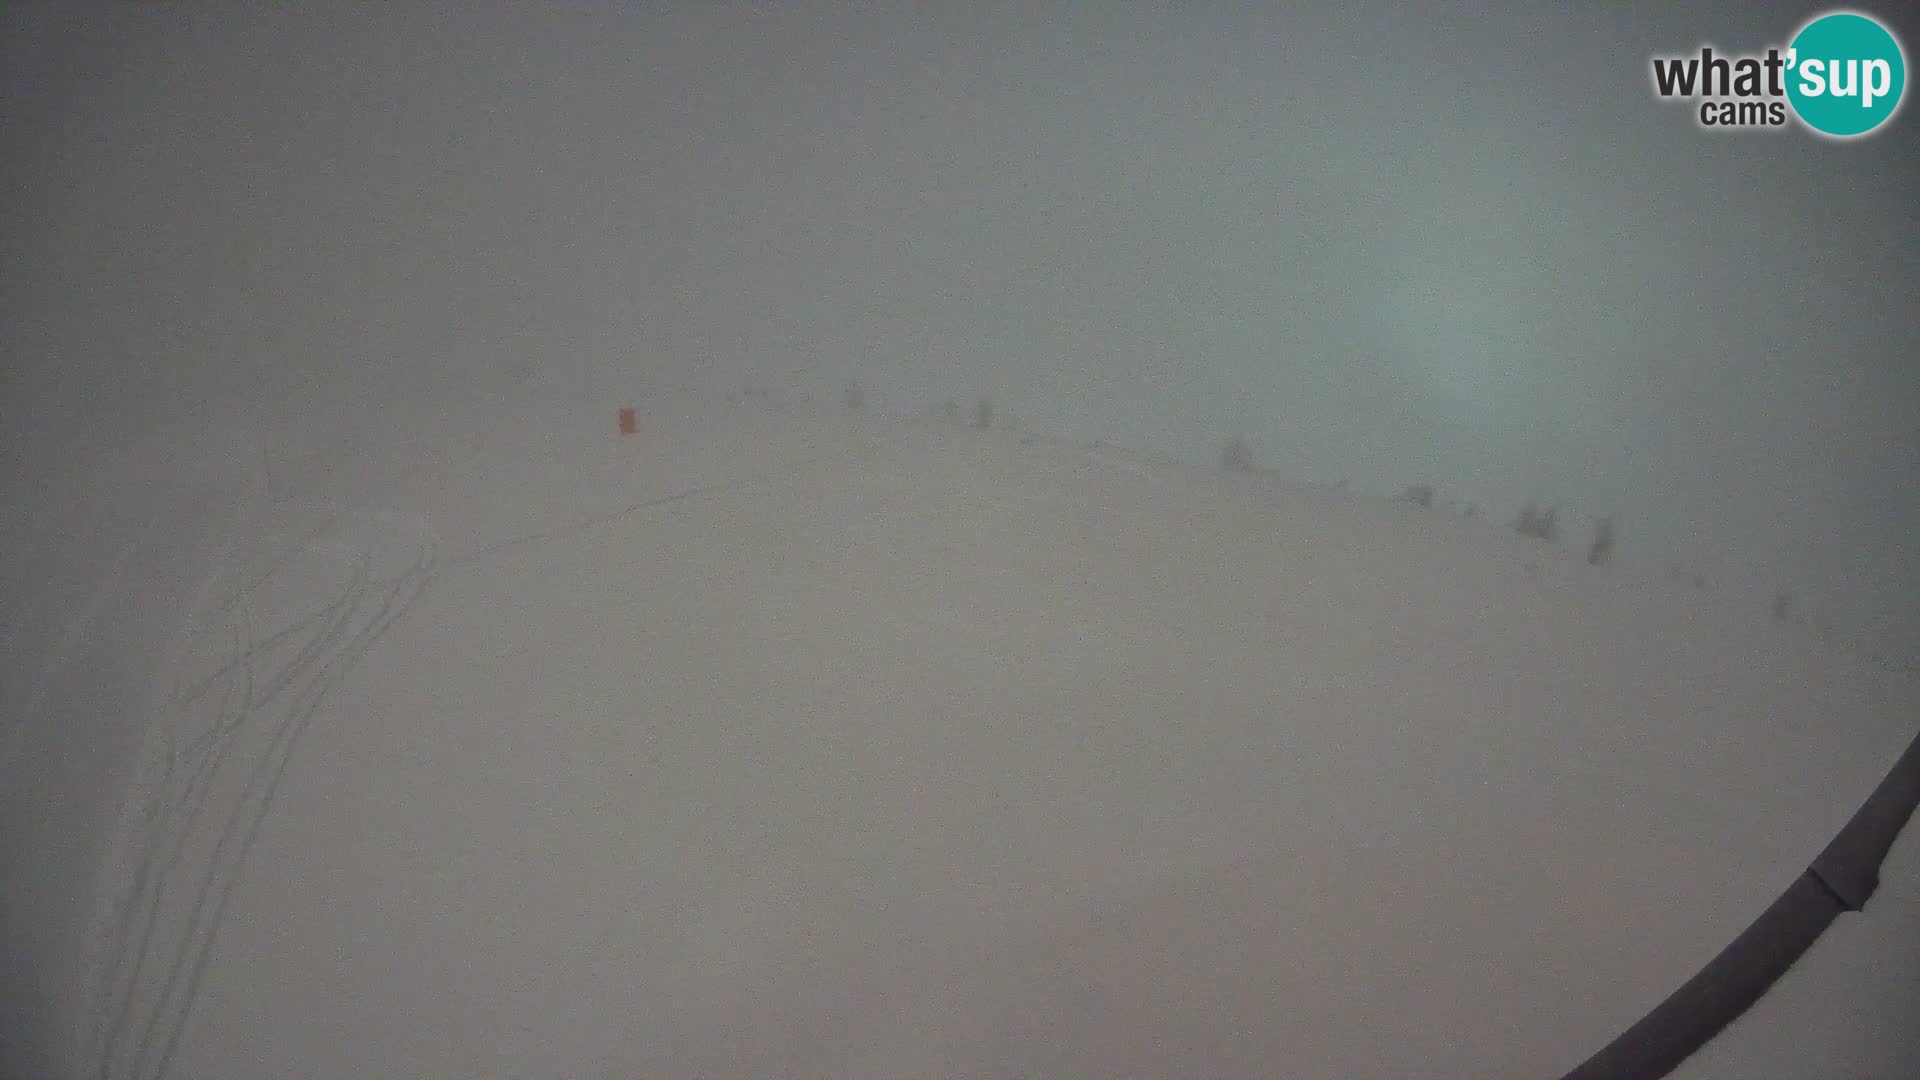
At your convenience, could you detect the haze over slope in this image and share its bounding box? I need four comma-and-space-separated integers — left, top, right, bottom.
4, 3, 1918, 666
4, 4, 1919, 1076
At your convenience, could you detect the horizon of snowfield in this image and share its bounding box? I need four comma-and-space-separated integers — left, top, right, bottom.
3, 375, 1916, 1078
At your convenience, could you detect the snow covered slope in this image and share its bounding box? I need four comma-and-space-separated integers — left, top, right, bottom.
10, 379, 1917, 1078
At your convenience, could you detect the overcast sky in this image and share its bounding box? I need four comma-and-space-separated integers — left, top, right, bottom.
4, 3, 1916, 665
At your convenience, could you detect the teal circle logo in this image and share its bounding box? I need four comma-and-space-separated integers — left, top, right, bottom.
1786, 11, 1907, 137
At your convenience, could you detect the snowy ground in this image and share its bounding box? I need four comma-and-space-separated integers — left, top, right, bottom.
5, 379, 1917, 1078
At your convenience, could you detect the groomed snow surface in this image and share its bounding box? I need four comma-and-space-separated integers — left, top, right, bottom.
5, 379, 1917, 1078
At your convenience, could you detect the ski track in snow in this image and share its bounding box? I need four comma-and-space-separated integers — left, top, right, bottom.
77, 400, 904, 1079
84, 503, 438, 1080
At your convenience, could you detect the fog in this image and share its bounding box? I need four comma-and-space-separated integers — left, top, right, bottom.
4, 6, 1920, 1077
5, 3, 1916, 665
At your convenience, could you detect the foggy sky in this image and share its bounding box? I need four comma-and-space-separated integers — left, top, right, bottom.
4, 3, 1916, 664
